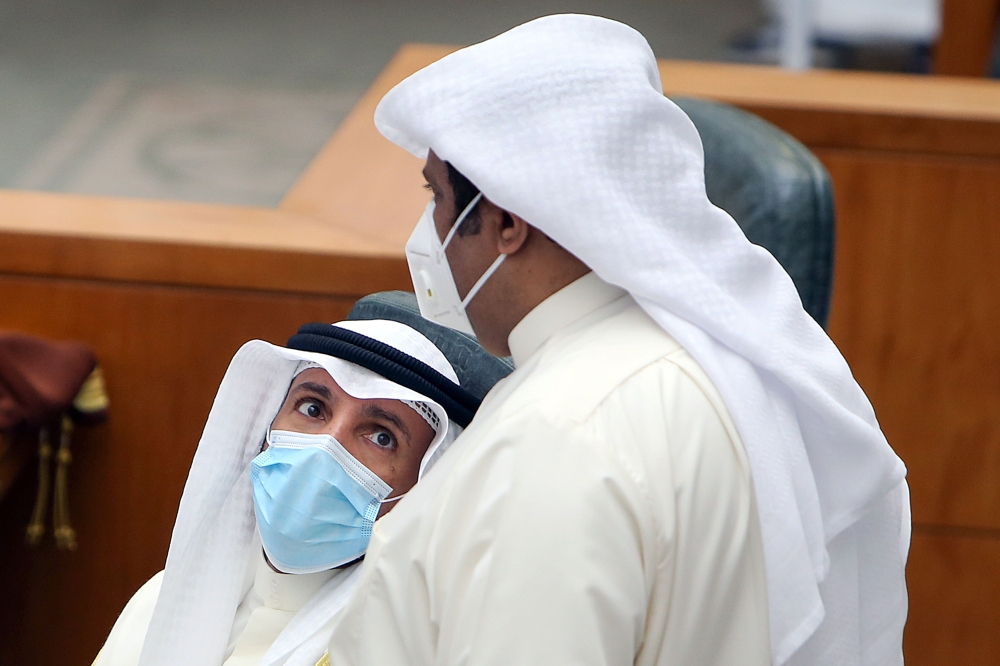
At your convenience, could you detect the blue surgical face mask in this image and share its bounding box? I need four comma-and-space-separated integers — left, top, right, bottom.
250, 429, 402, 574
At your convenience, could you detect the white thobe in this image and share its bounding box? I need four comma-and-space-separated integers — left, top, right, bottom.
95, 551, 340, 666
327, 272, 771, 666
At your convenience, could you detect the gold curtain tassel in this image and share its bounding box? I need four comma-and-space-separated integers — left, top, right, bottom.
52, 415, 77, 551
26, 427, 52, 546
73, 367, 110, 415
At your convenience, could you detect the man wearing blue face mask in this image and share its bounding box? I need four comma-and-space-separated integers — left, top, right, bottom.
93, 319, 491, 666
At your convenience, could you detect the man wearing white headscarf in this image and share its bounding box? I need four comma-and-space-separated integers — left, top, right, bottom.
94, 319, 481, 666
326, 14, 909, 666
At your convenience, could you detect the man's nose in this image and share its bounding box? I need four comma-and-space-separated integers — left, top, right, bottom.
324, 403, 360, 443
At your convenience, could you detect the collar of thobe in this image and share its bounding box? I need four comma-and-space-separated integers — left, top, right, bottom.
253, 550, 338, 612
508, 271, 626, 367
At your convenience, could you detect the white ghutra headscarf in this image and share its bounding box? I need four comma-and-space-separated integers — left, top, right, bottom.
374, 14, 909, 666
135, 320, 462, 666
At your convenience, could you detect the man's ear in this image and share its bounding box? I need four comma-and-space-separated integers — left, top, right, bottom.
479, 197, 530, 255
496, 211, 531, 255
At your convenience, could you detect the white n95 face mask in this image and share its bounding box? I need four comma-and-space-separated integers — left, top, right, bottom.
405, 194, 506, 337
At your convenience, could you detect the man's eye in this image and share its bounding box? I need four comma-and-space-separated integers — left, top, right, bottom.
296, 401, 323, 419
365, 430, 396, 450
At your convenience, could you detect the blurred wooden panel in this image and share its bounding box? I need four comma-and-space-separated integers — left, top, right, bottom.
905, 528, 1000, 665
657, 59, 1000, 122
746, 106, 1000, 158
819, 149, 1000, 530
0, 272, 406, 666
0, 189, 407, 295
0, 189, 392, 256
659, 61, 1000, 158
0, 434, 31, 503
280, 44, 457, 248
935, 0, 1000, 77
0, 229, 408, 298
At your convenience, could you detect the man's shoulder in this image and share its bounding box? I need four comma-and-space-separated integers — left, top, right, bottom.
500, 298, 703, 426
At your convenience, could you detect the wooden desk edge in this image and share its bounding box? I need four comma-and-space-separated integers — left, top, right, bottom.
0, 189, 411, 294
0, 189, 399, 254
658, 59, 1000, 123
0, 228, 409, 297
0, 230, 410, 296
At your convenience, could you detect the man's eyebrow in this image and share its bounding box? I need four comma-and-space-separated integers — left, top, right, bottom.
291, 381, 333, 400
362, 403, 411, 443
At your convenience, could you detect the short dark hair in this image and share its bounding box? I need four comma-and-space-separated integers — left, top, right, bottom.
446, 162, 483, 237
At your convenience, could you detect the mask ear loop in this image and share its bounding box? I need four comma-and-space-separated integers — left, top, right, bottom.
439, 191, 507, 308
461, 254, 507, 308
380, 492, 407, 505
442, 192, 484, 250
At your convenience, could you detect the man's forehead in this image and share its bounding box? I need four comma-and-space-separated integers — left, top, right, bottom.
291, 367, 336, 389
422, 150, 448, 183
289, 368, 409, 410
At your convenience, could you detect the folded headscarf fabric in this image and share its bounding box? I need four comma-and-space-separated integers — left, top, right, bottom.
375, 14, 908, 666
137, 320, 463, 666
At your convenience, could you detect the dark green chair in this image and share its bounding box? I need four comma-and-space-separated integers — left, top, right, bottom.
347, 291, 514, 398
673, 97, 836, 328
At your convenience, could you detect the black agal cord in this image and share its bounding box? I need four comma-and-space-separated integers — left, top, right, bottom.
287, 323, 480, 428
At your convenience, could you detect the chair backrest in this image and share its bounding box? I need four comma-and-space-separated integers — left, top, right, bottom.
672, 97, 836, 328
347, 291, 514, 400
